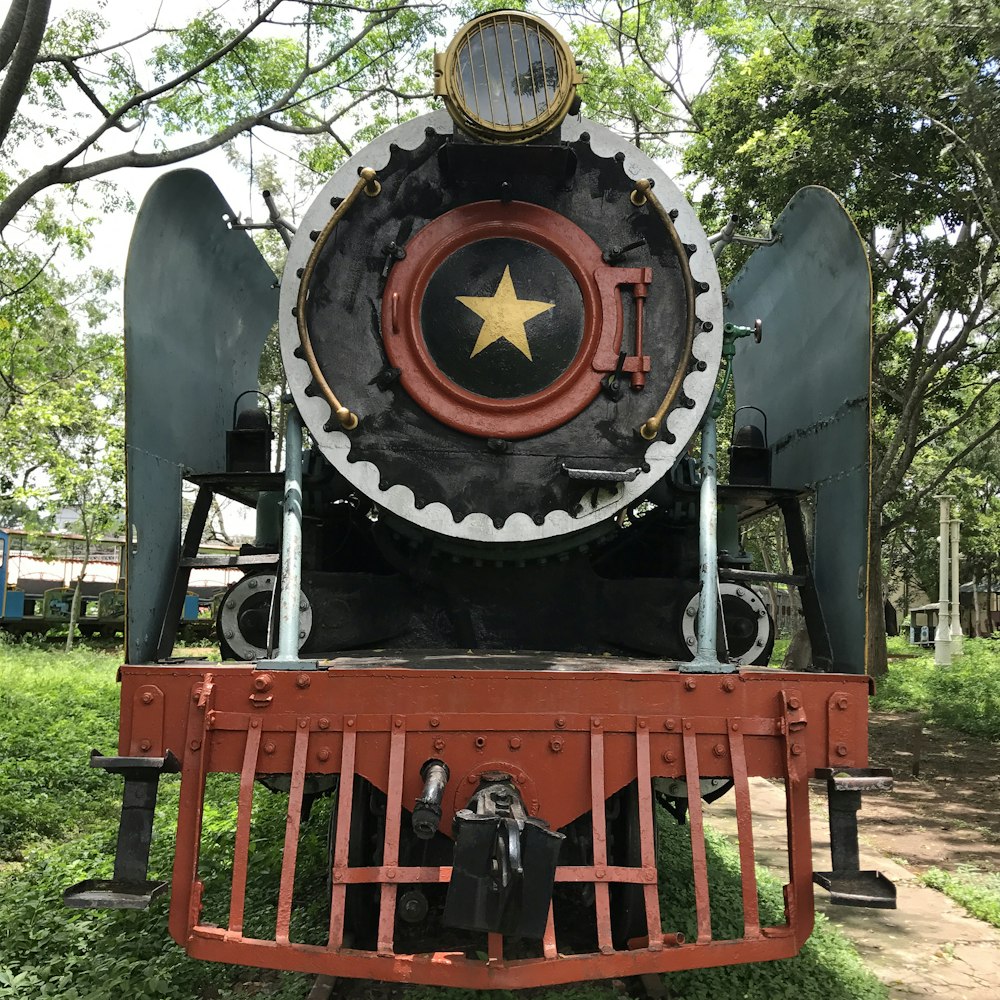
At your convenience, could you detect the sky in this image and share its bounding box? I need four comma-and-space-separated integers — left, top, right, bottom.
42, 1, 277, 279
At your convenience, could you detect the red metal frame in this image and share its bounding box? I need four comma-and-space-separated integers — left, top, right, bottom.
382, 201, 651, 439
118, 659, 871, 987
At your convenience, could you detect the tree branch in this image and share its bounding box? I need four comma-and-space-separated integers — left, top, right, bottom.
0, 247, 59, 299
0, 0, 52, 149
48, 56, 141, 132
0, 0, 421, 233
885, 412, 1000, 532
35, 26, 173, 65
913, 374, 1000, 454
0, 0, 29, 72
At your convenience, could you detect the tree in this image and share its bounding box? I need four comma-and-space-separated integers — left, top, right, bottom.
0, 253, 117, 512
0, 1, 443, 282
48, 350, 124, 652
681, 0, 1000, 672
7, 326, 123, 650
883, 386, 1000, 634
533, 0, 768, 156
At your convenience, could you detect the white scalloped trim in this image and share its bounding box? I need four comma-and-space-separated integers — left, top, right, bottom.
279, 112, 724, 543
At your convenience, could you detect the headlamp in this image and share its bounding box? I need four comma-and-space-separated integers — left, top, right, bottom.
434, 12, 583, 143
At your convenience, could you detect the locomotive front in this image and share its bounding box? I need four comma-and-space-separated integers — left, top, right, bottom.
281, 16, 721, 554
67, 12, 894, 988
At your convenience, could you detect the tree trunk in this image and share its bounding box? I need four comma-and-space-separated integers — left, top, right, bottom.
65, 542, 91, 652
866, 507, 889, 678
65, 577, 82, 652
972, 573, 981, 637
989, 568, 995, 634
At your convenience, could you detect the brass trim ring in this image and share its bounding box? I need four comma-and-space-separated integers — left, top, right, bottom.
295, 167, 381, 431
636, 180, 698, 440
433, 12, 583, 144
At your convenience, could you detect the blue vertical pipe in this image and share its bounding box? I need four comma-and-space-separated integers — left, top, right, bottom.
696, 410, 719, 664
277, 408, 303, 662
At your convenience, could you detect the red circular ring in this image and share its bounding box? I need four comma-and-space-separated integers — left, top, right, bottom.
382, 201, 607, 439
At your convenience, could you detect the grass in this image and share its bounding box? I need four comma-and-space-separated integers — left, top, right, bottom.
768, 637, 790, 667
0, 642, 122, 859
919, 867, 1000, 929
873, 636, 1000, 742
0, 637, 886, 999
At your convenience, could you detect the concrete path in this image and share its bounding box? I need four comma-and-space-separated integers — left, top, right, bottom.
705, 778, 1000, 998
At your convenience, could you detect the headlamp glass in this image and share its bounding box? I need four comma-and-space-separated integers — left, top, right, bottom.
437, 13, 580, 143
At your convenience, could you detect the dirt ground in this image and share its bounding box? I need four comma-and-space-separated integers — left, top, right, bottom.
863, 711, 1000, 872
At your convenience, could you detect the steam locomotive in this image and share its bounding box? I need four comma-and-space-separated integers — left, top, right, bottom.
66, 12, 893, 988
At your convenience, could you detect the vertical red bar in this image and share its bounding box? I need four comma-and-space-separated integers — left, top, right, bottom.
785, 769, 815, 932
327, 720, 357, 950
276, 718, 311, 944
682, 728, 712, 943
635, 720, 662, 950
227, 719, 263, 938
782, 694, 814, 937
487, 932, 504, 964
590, 722, 613, 955
542, 904, 557, 959
377, 718, 406, 956
728, 724, 760, 938
169, 680, 212, 945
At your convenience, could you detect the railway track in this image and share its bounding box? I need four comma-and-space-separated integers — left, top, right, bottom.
307, 974, 337, 1000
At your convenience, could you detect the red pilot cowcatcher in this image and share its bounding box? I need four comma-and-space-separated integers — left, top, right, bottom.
381, 201, 652, 439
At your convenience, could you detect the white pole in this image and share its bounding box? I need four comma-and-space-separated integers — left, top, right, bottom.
934, 495, 953, 665
951, 518, 963, 655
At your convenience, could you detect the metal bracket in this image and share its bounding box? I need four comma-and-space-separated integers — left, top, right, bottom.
562, 464, 643, 483
157, 485, 212, 661
813, 767, 896, 908
443, 774, 564, 939
64, 750, 181, 910
591, 267, 653, 386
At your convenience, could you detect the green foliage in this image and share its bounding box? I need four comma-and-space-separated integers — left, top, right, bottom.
0, 246, 122, 536
0, 644, 313, 998
571, 16, 681, 157
870, 651, 935, 715
920, 866, 1000, 929
885, 402, 1000, 608
872, 638, 1000, 741
0, 643, 120, 859
0, 279, 124, 649
0, 824, 314, 1000
924, 641, 1000, 740
682, 1, 1000, 648
544, 1, 767, 158
3, 2, 445, 215
769, 636, 791, 666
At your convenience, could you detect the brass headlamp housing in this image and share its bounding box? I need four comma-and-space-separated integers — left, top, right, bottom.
434, 12, 584, 144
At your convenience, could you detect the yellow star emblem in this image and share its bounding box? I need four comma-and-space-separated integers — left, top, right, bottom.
456, 265, 555, 361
